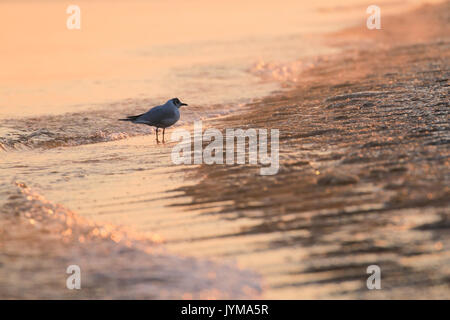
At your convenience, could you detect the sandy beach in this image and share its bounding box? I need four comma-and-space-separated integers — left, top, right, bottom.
1, 1, 449, 299
178, 2, 450, 298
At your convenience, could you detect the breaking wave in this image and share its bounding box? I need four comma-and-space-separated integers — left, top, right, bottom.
0, 182, 262, 299
0, 98, 247, 151
248, 55, 332, 83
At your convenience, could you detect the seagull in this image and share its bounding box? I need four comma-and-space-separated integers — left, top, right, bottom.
119, 98, 188, 142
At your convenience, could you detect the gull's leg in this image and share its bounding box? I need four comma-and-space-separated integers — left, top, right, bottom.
156, 128, 159, 143
162, 128, 165, 143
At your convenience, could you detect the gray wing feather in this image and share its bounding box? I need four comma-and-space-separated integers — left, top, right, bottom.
133, 105, 177, 127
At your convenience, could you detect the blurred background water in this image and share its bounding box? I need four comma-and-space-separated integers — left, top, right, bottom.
0, 0, 439, 118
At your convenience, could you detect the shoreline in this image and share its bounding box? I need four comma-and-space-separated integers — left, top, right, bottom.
175, 1, 450, 298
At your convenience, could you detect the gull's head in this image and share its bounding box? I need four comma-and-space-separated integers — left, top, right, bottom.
169, 98, 188, 108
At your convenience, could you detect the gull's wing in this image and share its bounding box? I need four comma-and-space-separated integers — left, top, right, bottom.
134, 104, 176, 126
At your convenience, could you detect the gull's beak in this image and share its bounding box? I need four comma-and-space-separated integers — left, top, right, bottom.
181, 103, 188, 106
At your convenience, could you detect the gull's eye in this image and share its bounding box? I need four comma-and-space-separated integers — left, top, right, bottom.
173, 98, 180, 105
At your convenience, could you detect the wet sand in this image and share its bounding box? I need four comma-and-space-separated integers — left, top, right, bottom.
1, 1, 449, 299
172, 2, 450, 298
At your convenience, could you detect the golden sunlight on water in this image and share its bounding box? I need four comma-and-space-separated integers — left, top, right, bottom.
0, 0, 440, 117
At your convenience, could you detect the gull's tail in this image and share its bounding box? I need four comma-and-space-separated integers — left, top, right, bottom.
118, 114, 143, 122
